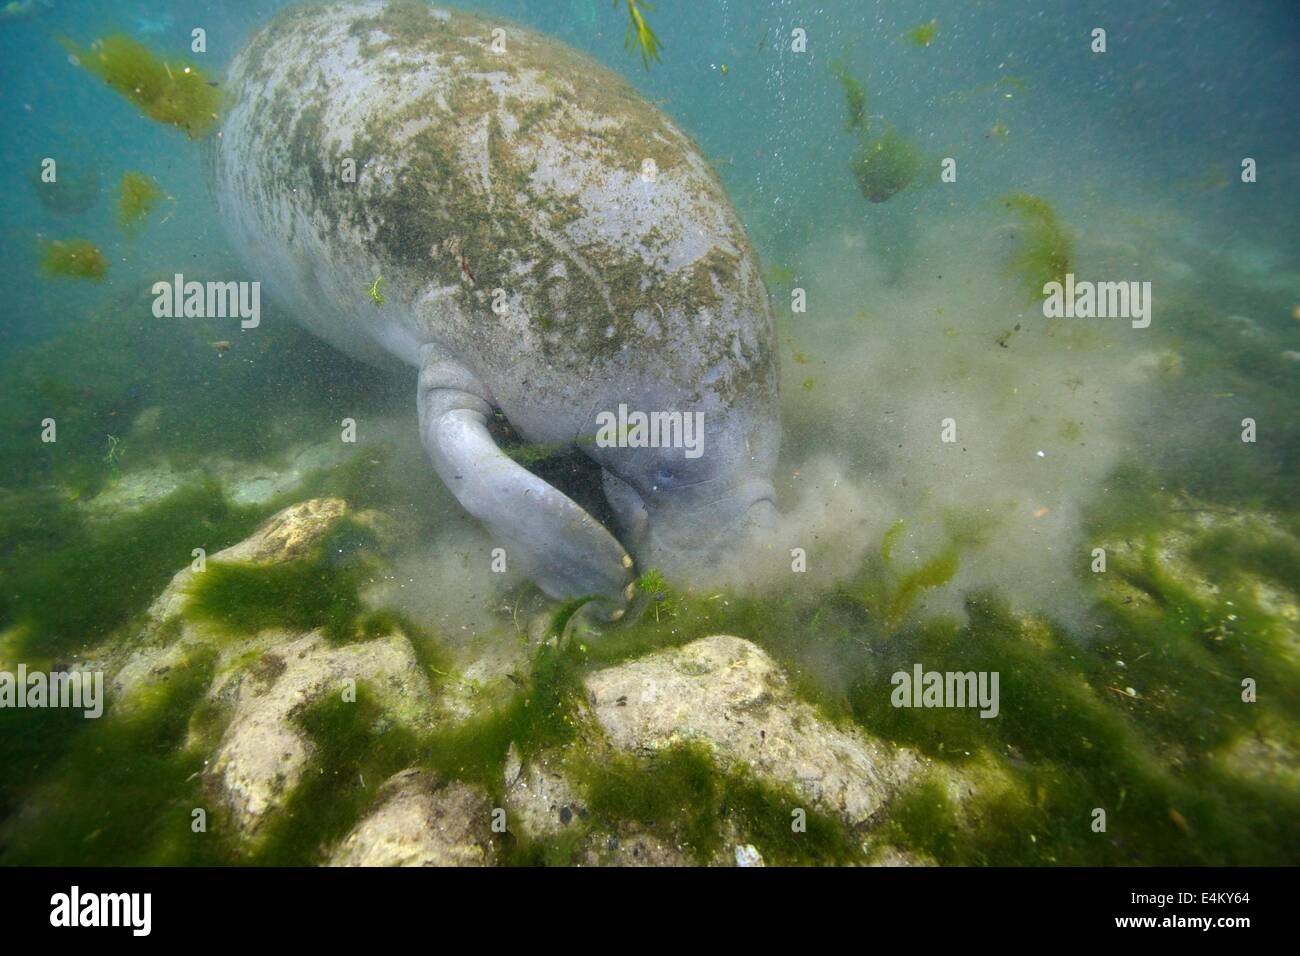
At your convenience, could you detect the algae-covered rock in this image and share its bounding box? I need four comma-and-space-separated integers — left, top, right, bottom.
141, 496, 352, 629
328, 769, 495, 867
204, 628, 436, 837
99, 497, 436, 841
584, 635, 922, 825
502, 743, 585, 839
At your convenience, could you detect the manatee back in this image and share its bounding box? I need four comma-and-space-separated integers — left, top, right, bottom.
213, 0, 775, 437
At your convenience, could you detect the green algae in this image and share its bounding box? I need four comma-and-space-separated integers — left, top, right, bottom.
621, 0, 663, 69
116, 170, 164, 235
248, 686, 424, 865
61, 34, 220, 138
38, 238, 107, 280
1001, 192, 1073, 303
0, 480, 265, 659
852, 125, 923, 203
183, 519, 383, 643
577, 743, 860, 864
0, 646, 220, 865
902, 19, 939, 48
830, 58, 868, 132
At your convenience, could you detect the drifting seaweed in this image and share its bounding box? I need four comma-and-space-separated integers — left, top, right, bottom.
1000, 192, 1073, 303
830, 58, 869, 132
852, 125, 923, 203
116, 171, 164, 234
619, 0, 662, 69
60, 34, 220, 138
903, 19, 939, 48
38, 238, 108, 280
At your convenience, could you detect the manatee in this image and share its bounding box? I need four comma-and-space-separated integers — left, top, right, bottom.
210, 0, 780, 617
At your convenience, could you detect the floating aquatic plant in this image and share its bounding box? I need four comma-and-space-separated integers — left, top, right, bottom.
851, 125, 923, 203
1000, 192, 1073, 303
830, 58, 869, 132
902, 19, 939, 48
60, 34, 220, 138
38, 238, 108, 280
619, 0, 663, 69
116, 170, 164, 234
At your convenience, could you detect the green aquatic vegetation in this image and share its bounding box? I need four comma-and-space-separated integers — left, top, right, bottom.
103, 433, 124, 469
885, 549, 960, 623
851, 126, 923, 203
1000, 192, 1073, 304
0, 480, 266, 659
367, 276, 385, 306
116, 170, 164, 234
183, 519, 382, 643
61, 34, 220, 138
636, 567, 679, 622
902, 19, 939, 48
850, 520, 965, 630
38, 238, 108, 280
249, 686, 424, 865
830, 58, 869, 132
577, 743, 860, 864
880, 519, 907, 563
0, 647, 220, 865
619, 0, 663, 69
848, 594, 1300, 865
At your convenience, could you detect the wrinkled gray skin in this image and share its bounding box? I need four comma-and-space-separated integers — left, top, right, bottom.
210, 0, 779, 617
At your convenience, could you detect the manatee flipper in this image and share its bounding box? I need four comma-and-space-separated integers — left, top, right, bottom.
417, 348, 635, 618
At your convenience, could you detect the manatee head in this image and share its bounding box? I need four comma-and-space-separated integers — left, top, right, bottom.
592, 389, 780, 582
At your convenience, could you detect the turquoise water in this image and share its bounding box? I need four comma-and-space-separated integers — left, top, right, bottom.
0, 0, 1297, 866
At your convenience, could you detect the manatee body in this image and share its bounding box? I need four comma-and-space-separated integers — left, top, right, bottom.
211, 0, 779, 613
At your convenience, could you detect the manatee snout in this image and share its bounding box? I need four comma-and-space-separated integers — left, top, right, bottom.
639, 477, 778, 575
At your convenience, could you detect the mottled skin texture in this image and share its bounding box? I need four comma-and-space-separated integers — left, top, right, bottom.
210, 0, 779, 614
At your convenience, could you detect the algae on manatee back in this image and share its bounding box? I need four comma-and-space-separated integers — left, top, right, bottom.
61, 34, 220, 138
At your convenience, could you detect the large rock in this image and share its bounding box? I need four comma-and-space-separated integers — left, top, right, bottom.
328, 770, 495, 867
101, 498, 439, 841
502, 743, 585, 839
142, 496, 353, 632
584, 635, 921, 826
205, 629, 437, 836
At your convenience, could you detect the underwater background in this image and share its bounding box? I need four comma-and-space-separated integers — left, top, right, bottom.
0, 0, 1297, 866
